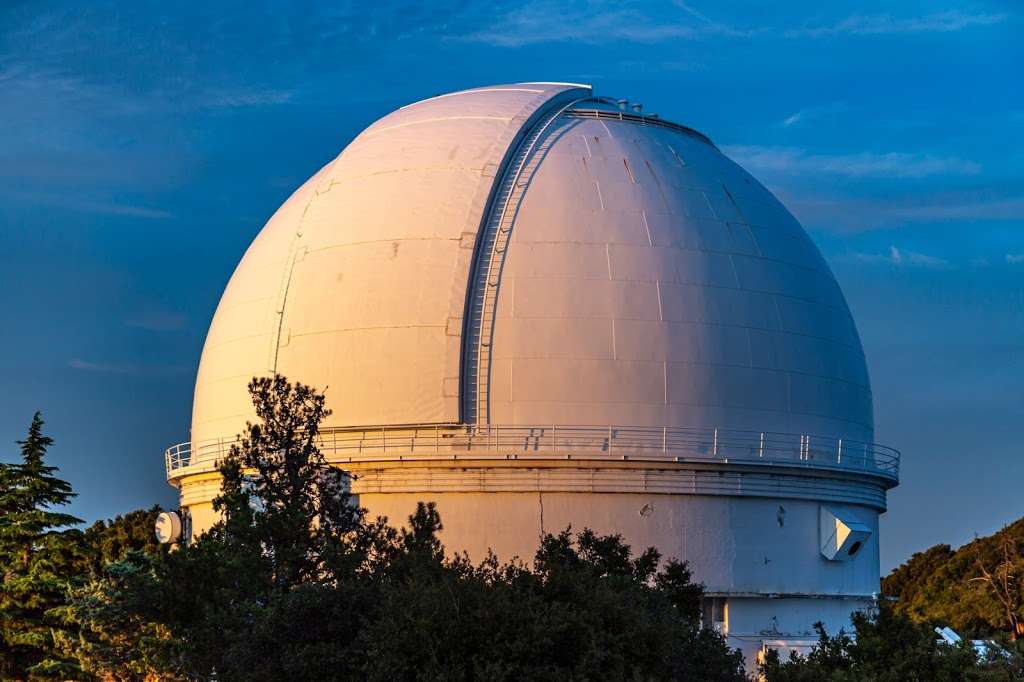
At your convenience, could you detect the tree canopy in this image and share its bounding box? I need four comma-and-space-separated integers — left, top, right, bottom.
758, 604, 1022, 682
7, 377, 1024, 680
62, 376, 746, 681
0, 413, 85, 679
883, 519, 1024, 639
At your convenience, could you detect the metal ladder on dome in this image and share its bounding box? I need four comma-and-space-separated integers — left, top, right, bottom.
463, 98, 585, 426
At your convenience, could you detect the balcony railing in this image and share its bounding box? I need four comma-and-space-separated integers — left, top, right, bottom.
165, 424, 899, 483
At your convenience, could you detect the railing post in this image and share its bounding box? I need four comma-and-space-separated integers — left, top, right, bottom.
759, 432, 764, 458
608, 425, 613, 454
662, 426, 667, 454
713, 428, 718, 457
552, 425, 556, 452
837, 438, 843, 464
382, 428, 386, 453
436, 424, 439, 453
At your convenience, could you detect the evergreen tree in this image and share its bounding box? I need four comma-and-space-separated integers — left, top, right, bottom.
66, 376, 747, 681
211, 374, 362, 588
80, 507, 161, 576
67, 376, 367, 679
0, 413, 85, 680
63, 549, 185, 682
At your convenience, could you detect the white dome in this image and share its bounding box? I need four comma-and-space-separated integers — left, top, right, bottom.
190, 82, 872, 454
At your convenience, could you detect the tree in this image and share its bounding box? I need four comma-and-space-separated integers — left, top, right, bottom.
62, 550, 186, 682
883, 543, 955, 620
67, 376, 368, 680
0, 413, 85, 680
882, 520, 1024, 638
68, 375, 746, 680
212, 374, 362, 587
973, 529, 1024, 640
358, 512, 746, 681
80, 507, 161, 576
759, 604, 1021, 682
57, 508, 170, 681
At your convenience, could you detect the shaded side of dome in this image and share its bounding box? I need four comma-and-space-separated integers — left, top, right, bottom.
487, 112, 872, 440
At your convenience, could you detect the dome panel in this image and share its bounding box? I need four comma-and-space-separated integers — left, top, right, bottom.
658, 283, 781, 330
509, 277, 662, 322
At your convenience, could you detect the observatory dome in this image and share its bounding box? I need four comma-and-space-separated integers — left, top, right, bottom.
170, 83, 898, 668
190, 83, 872, 454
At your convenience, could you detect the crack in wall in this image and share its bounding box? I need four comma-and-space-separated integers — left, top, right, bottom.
538, 490, 545, 538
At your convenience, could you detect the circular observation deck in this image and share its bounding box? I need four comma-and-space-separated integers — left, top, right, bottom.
165, 423, 899, 486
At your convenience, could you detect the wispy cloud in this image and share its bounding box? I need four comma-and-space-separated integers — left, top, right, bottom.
456, 0, 766, 46
847, 245, 948, 268
780, 102, 848, 127
785, 10, 1007, 38
782, 111, 804, 127
74, 200, 173, 219
68, 358, 188, 375
724, 145, 981, 179
68, 359, 136, 374
457, 3, 1006, 46
889, 245, 948, 267
5, 191, 173, 218
199, 88, 294, 109
777, 193, 1024, 232
1007, 254, 1024, 264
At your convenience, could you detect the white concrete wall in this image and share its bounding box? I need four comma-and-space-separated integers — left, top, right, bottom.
727, 596, 874, 669
352, 489, 881, 597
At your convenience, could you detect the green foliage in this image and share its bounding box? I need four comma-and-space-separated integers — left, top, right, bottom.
61, 550, 185, 681
211, 374, 363, 587
0, 412, 86, 680
80, 507, 161, 575
356, 515, 744, 682
760, 605, 1021, 682
14, 375, 1024, 681
56, 509, 169, 681
66, 375, 746, 681
883, 520, 1024, 638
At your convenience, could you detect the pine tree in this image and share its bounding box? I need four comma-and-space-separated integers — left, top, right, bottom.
213, 374, 362, 588
0, 413, 85, 679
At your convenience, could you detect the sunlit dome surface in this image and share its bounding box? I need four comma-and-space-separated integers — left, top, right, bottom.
190, 83, 872, 457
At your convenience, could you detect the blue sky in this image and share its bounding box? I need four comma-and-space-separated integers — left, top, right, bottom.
0, 1, 1020, 570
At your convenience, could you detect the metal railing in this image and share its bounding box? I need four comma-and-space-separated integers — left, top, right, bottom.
563, 108, 717, 148
165, 424, 899, 482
